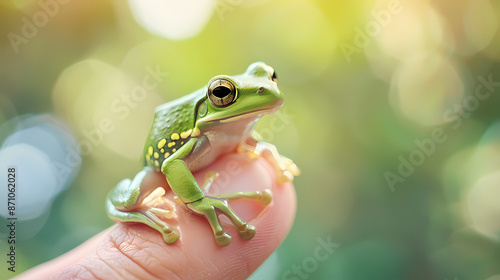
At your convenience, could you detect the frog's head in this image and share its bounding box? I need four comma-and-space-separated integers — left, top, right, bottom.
195, 62, 283, 130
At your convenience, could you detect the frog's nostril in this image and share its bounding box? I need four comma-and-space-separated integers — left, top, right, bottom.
258, 87, 264, 93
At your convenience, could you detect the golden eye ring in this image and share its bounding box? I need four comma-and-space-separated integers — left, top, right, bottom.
207, 79, 237, 107
271, 71, 278, 83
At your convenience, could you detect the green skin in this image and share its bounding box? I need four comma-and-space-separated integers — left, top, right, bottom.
106, 62, 299, 247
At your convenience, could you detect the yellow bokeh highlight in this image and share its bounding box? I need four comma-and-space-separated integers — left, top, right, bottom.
467, 171, 500, 242
463, 0, 498, 54
52, 59, 164, 160
390, 53, 464, 126
374, 1, 445, 61
250, 0, 335, 83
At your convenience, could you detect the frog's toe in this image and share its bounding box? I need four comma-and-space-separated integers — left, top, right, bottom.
149, 207, 175, 219
162, 228, 180, 244
277, 170, 294, 183
247, 151, 260, 160
257, 189, 273, 205
287, 162, 301, 176
237, 224, 256, 241
215, 232, 232, 247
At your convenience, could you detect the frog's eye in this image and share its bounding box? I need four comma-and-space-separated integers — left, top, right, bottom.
271, 71, 278, 83
207, 79, 237, 107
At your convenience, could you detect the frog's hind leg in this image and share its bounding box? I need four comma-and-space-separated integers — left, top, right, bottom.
106, 200, 179, 243
186, 200, 232, 246
209, 190, 272, 240
187, 198, 259, 246
196, 172, 273, 244
106, 169, 180, 243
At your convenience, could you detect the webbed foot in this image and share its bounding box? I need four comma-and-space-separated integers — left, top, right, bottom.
239, 141, 300, 183
237, 224, 256, 241
187, 190, 269, 246
215, 232, 232, 247
161, 227, 180, 244
106, 169, 180, 244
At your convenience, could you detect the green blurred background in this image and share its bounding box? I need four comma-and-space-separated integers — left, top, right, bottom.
1, 0, 500, 279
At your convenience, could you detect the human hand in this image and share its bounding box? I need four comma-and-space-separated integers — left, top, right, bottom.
17, 153, 296, 279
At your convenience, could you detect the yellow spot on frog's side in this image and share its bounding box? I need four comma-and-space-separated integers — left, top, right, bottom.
191, 127, 200, 137
165, 152, 170, 158
154, 152, 159, 159
160, 148, 164, 153
148, 146, 153, 155
181, 129, 192, 139
168, 142, 175, 148
158, 139, 167, 149
155, 160, 159, 167
171, 133, 180, 140
172, 148, 177, 153
181, 141, 184, 145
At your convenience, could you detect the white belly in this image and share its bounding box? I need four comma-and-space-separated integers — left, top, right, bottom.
184, 117, 259, 171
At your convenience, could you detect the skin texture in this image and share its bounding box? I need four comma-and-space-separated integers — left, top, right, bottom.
17, 153, 296, 280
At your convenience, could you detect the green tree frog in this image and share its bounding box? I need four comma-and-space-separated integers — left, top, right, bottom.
106, 62, 299, 247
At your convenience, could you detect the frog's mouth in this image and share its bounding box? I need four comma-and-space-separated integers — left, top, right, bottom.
209, 107, 280, 123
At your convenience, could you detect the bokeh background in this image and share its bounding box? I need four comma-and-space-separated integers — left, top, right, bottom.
1, 0, 500, 279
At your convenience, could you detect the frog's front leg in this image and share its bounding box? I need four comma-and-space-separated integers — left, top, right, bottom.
239, 132, 300, 183
163, 137, 271, 247
106, 168, 179, 243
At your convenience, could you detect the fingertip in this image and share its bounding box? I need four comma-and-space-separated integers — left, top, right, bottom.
178, 153, 297, 277
196, 153, 297, 224
22, 153, 297, 279
138, 153, 297, 278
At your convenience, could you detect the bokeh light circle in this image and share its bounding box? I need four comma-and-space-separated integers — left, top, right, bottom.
390, 53, 464, 126
128, 0, 214, 40
374, 2, 445, 61
467, 171, 500, 242
0, 143, 57, 220
250, 0, 335, 83
0, 114, 80, 224
53, 59, 164, 160
463, 0, 498, 55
